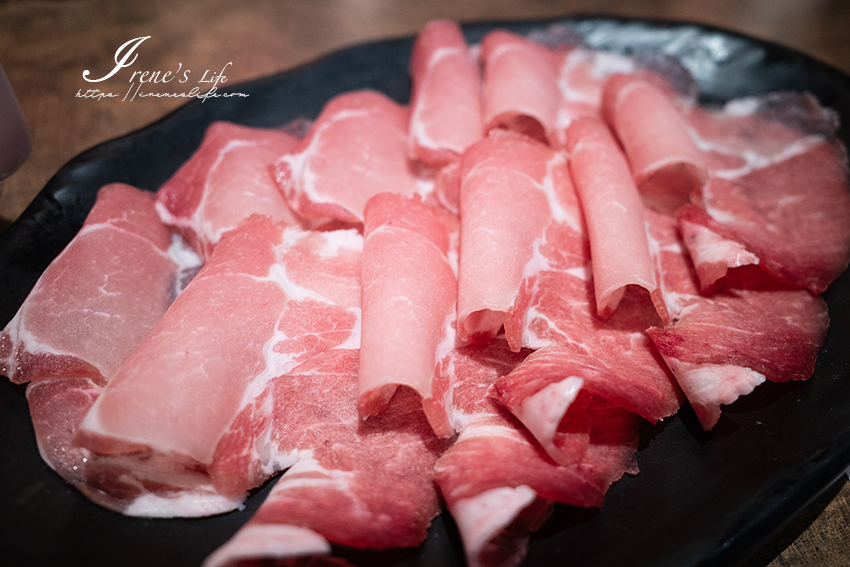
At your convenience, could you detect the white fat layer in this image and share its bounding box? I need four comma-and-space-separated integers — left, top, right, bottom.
686, 221, 759, 269
645, 220, 684, 321
456, 420, 524, 443
434, 305, 459, 368
452, 485, 538, 567
665, 357, 765, 428
518, 376, 584, 465
123, 490, 244, 518
202, 524, 331, 567
439, 352, 460, 433
723, 97, 761, 116
541, 154, 579, 228
667, 358, 766, 406
168, 232, 203, 270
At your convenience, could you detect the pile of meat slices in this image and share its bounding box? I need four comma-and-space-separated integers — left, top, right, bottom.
3, 19, 850, 567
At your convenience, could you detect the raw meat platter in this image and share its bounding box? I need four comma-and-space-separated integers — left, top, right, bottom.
3, 15, 850, 567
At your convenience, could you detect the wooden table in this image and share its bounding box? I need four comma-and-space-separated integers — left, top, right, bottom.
1, 1, 848, 566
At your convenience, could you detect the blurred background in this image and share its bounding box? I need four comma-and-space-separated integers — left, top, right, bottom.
0, 0, 848, 565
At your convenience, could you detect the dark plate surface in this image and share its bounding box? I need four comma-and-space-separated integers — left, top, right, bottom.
2, 15, 850, 567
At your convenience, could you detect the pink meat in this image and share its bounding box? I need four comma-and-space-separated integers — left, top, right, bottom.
495, 291, 681, 465
565, 116, 662, 319
1, 183, 180, 386
457, 131, 573, 348
433, 339, 640, 567
26, 376, 100, 490
485, 181, 681, 464
204, 350, 447, 567
0, 183, 200, 511
680, 93, 850, 293
553, 48, 637, 142
156, 121, 303, 260
357, 193, 458, 437
74, 217, 362, 516
602, 74, 707, 214
408, 19, 482, 166
274, 90, 423, 224
645, 209, 829, 429
481, 30, 563, 144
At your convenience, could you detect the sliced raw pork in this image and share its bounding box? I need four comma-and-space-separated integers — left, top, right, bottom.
679, 93, 850, 293
434, 339, 641, 567
553, 48, 636, 139
274, 90, 424, 225
1, 183, 183, 386
645, 209, 829, 429
75, 217, 362, 516
602, 74, 707, 214
481, 30, 563, 144
408, 19, 482, 166
564, 116, 663, 319
456, 131, 573, 348
357, 193, 458, 437
480, 166, 681, 464
156, 121, 303, 260
0, 183, 197, 509
204, 350, 447, 567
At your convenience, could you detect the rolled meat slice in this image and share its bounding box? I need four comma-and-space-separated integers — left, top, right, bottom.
357, 193, 458, 437
156, 121, 304, 260
75, 217, 362, 516
602, 74, 707, 214
564, 116, 662, 319
408, 19, 482, 166
481, 30, 563, 144
204, 350, 447, 567
274, 90, 424, 225
457, 131, 573, 348
487, 175, 682, 465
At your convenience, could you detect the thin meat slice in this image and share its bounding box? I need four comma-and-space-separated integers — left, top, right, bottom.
433, 340, 641, 567
457, 131, 574, 348
74, 218, 362, 516
358, 193, 458, 437
204, 350, 447, 567
680, 93, 850, 293
645, 209, 829, 429
156, 121, 304, 260
565, 116, 662, 319
274, 90, 424, 225
553, 48, 636, 139
1, 183, 185, 386
488, 180, 681, 464
602, 74, 707, 214
0, 183, 200, 510
495, 289, 680, 465
408, 19, 482, 166
481, 30, 563, 144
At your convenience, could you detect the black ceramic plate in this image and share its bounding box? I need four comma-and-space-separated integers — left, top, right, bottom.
2, 16, 850, 567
